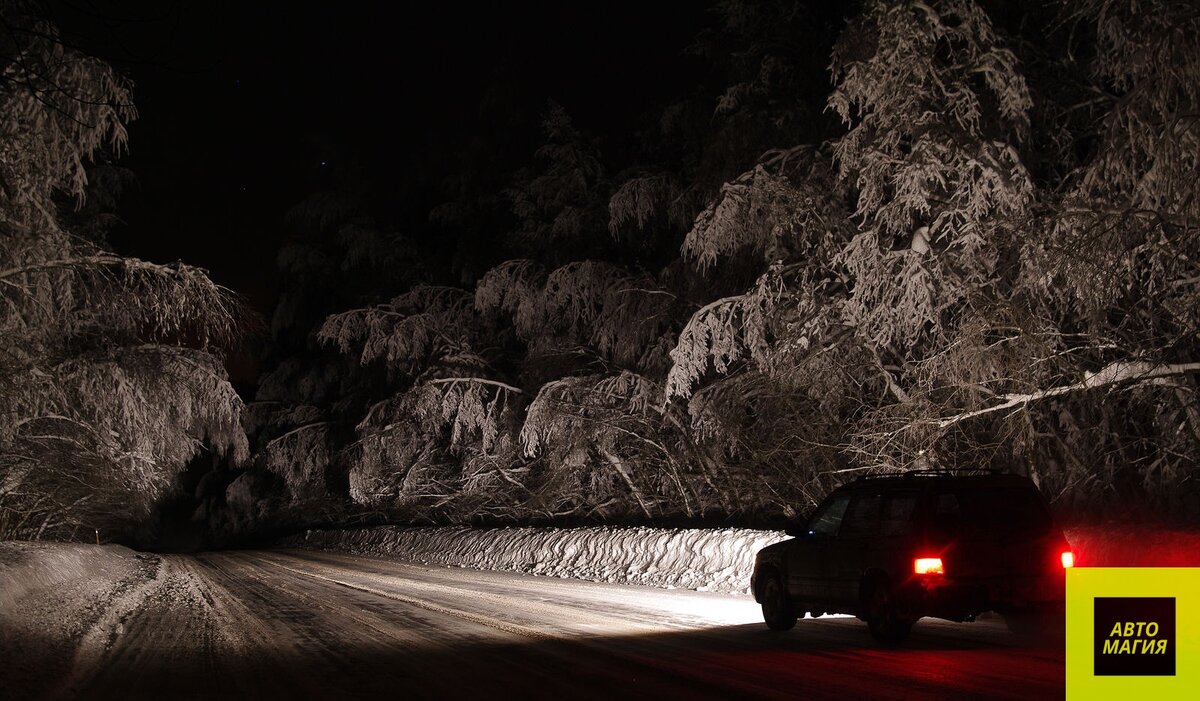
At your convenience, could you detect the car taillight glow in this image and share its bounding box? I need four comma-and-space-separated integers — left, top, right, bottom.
914, 557, 944, 575
1061, 551, 1074, 568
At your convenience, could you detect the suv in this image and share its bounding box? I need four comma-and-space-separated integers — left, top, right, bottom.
751, 470, 1073, 644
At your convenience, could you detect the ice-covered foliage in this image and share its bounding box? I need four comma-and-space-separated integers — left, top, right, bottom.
318, 285, 477, 372
666, 295, 746, 399
831, 1, 1200, 506
506, 102, 609, 258
474, 258, 546, 324
1028, 0, 1200, 342
525, 261, 627, 343
0, 3, 250, 539
668, 144, 854, 402
324, 240, 728, 519
415, 378, 523, 451
608, 173, 693, 237
251, 0, 1200, 532
830, 1, 1033, 235
535, 262, 676, 368
475, 258, 678, 370
683, 147, 845, 270
348, 421, 427, 508
667, 260, 848, 401
830, 0, 1034, 350
264, 422, 332, 502
0, 3, 135, 231
662, 0, 1200, 515
521, 373, 659, 457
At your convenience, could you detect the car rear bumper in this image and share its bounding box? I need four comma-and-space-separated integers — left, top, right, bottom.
905, 574, 1065, 620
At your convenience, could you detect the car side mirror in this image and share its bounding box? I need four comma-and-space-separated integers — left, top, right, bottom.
784, 510, 813, 538
785, 523, 808, 538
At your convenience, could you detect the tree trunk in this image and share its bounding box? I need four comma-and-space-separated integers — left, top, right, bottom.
598, 448, 653, 519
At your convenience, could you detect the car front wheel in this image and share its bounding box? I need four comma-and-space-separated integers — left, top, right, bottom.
760, 573, 797, 631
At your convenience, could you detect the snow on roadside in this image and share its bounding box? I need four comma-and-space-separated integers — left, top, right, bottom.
0, 542, 158, 698
0, 542, 143, 610
287, 526, 789, 594
288, 522, 1200, 594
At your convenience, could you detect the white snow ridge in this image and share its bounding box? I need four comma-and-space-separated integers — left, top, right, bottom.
290, 525, 788, 594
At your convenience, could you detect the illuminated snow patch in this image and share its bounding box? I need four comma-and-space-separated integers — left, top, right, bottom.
290, 525, 789, 594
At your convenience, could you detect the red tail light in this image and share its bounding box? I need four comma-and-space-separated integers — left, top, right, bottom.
1061, 551, 1074, 568
914, 557, 944, 575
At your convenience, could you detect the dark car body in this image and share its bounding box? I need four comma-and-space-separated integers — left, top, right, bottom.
751, 470, 1072, 642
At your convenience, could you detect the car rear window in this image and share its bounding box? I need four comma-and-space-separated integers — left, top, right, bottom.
931, 486, 1052, 535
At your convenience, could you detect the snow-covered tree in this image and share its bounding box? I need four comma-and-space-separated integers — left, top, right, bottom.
0, 1, 250, 538
658, 0, 1200, 517
506, 102, 610, 261
270, 0, 1200, 527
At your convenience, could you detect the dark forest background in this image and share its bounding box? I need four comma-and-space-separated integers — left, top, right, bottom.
2, 0, 1198, 548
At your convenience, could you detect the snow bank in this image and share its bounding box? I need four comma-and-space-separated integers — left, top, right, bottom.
290, 526, 789, 594
0, 542, 156, 698
289, 522, 1200, 593
0, 542, 141, 611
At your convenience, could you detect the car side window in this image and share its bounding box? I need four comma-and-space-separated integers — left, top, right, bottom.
931, 487, 1052, 535
933, 492, 963, 533
839, 492, 882, 537
879, 491, 919, 536
806, 494, 851, 536
937, 492, 960, 515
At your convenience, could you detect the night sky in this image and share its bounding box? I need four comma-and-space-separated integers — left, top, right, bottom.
50, 1, 709, 331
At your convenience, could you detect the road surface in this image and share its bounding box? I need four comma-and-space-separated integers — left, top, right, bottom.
50, 549, 1063, 700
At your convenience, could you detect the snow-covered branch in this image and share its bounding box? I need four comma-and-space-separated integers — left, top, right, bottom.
933, 361, 1200, 430
426, 377, 524, 394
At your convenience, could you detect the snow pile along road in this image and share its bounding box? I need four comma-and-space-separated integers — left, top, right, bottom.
0, 543, 159, 698
290, 522, 1200, 593
0, 542, 140, 610
291, 526, 789, 594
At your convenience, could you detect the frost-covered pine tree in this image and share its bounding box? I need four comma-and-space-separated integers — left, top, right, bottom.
665, 0, 1200, 515
0, 0, 250, 539
506, 102, 611, 262
836, 0, 1200, 513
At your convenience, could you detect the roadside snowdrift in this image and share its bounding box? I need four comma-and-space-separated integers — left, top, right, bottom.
290, 523, 1200, 594
291, 526, 789, 594
0, 542, 141, 610
0, 542, 158, 698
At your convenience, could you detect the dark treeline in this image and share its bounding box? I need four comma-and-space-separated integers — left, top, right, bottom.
3, 0, 1199, 545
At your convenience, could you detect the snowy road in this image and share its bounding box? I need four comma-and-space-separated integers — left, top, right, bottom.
49, 549, 1062, 700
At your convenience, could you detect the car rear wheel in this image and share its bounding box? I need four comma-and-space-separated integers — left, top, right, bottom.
864, 576, 913, 645
760, 574, 797, 631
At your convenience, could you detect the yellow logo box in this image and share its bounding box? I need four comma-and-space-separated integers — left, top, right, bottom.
1067, 568, 1200, 699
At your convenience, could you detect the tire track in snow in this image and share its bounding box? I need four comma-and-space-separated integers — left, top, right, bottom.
30, 549, 1064, 701
242, 551, 833, 701
198, 551, 728, 701
285, 547, 771, 628
255, 549, 1064, 701
50, 556, 167, 700
248, 549, 672, 643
